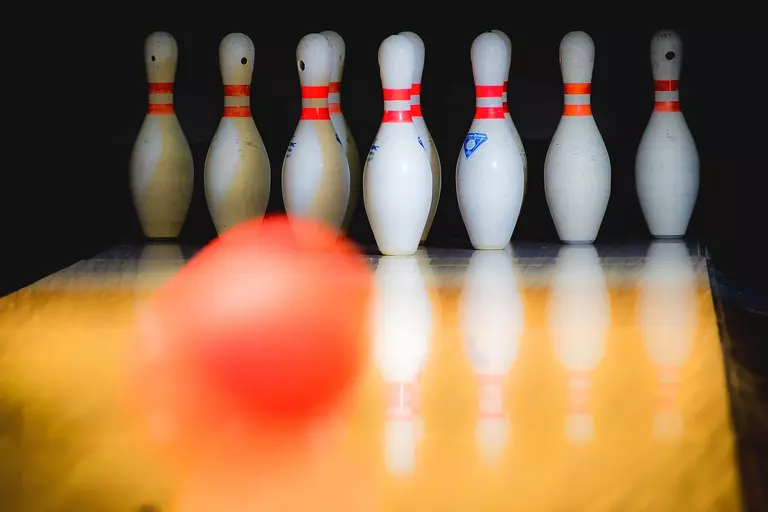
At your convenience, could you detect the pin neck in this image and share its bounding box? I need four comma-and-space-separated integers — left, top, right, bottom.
474, 85, 504, 119
221, 84, 251, 118
147, 82, 174, 114
382, 88, 412, 123
653, 80, 681, 112
562, 83, 592, 116
301, 85, 329, 108
328, 81, 341, 114
299, 85, 330, 120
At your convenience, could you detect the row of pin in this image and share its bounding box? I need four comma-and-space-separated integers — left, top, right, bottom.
129, 29, 698, 253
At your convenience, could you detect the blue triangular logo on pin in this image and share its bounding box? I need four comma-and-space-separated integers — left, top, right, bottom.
463, 132, 488, 159
335, 133, 342, 145
417, 136, 425, 149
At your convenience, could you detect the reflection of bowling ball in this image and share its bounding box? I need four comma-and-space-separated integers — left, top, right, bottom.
131, 214, 372, 435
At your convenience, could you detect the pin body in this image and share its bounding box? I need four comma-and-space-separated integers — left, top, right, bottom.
492, 30, 528, 196
636, 30, 699, 238
364, 35, 432, 256
400, 31, 442, 244
130, 32, 194, 239
544, 31, 610, 243
320, 31, 361, 232
204, 33, 271, 234
282, 33, 350, 228
456, 32, 525, 250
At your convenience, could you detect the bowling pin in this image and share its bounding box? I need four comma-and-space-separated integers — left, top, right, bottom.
491, 30, 528, 195
636, 30, 699, 238
456, 32, 525, 250
282, 34, 350, 228
364, 35, 432, 256
544, 31, 611, 243
320, 31, 361, 232
130, 32, 194, 239
204, 33, 271, 234
400, 31, 442, 244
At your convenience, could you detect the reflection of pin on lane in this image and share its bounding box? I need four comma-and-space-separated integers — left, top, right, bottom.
205, 33, 271, 235
370, 256, 432, 476
457, 32, 525, 250
130, 31, 194, 240
321, 31, 361, 233
460, 250, 523, 464
638, 242, 697, 439
548, 246, 608, 444
282, 33, 350, 229
364, 35, 432, 256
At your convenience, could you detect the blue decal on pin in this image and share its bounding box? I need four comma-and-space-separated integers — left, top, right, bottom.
417, 136, 425, 149
367, 144, 380, 162
335, 133, 342, 145
463, 132, 488, 159
285, 138, 297, 158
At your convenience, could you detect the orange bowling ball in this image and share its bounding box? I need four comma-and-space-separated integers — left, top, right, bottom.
137, 214, 373, 427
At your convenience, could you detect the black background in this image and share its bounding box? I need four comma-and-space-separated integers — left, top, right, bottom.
4, 24, 764, 294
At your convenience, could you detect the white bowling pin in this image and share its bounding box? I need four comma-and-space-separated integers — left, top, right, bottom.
636, 30, 699, 238
544, 31, 611, 243
400, 31, 442, 244
282, 33, 351, 228
204, 33, 271, 234
456, 32, 525, 250
491, 30, 528, 195
364, 35, 432, 256
321, 31, 361, 232
130, 32, 194, 239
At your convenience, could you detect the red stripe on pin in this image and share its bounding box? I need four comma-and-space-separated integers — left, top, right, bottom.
224, 84, 250, 96
328, 82, 340, 93
147, 103, 174, 114
382, 110, 412, 123
383, 88, 411, 101
148, 82, 174, 94
301, 85, 330, 99
475, 106, 505, 119
301, 107, 331, 120
475, 85, 504, 97
411, 104, 423, 117
564, 83, 591, 94
223, 106, 251, 118
655, 80, 680, 91
411, 83, 421, 95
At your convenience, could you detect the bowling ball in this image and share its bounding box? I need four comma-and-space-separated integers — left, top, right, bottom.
134, 214, 373, 429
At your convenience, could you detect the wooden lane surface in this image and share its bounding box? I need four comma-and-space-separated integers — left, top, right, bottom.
0, 243, 742, 511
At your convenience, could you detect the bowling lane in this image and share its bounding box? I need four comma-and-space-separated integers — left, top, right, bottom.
0, 242, 741, 511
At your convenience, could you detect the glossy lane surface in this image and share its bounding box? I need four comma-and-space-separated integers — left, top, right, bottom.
0, 242, 741, 511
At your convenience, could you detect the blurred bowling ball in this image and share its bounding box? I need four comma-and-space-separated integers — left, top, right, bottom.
134, 214, 373, 428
